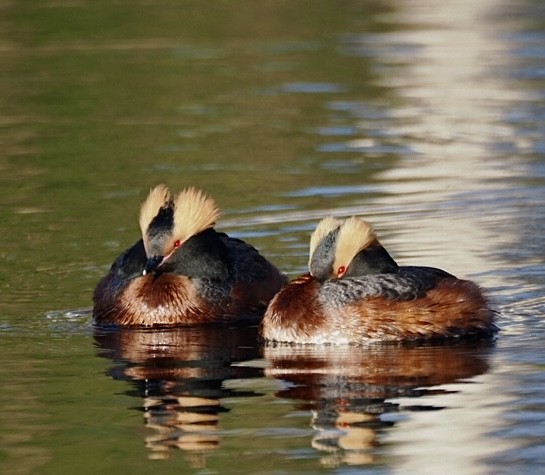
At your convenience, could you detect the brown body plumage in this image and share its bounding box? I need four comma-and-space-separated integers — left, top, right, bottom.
93, 185, 286, 327
261, 216, 497, 344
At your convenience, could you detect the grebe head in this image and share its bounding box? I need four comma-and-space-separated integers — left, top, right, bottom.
308, 216, 342, 282
139, 185, 220, 275
308, 216, 398, 282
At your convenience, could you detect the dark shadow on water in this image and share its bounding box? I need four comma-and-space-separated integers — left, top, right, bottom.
263, 341, 494, 467
94, 325, 262, 467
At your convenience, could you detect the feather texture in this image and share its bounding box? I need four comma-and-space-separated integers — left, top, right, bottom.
262, 216, 497, 344
139, 184, 172, 239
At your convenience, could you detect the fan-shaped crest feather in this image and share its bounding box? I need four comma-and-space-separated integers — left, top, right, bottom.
334, 216, 377, 271
308, 216, 342, 267
172, 187, 220, 242
139, 184, 172, 237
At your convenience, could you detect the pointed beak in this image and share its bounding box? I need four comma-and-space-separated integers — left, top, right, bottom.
142, 255, 164, 275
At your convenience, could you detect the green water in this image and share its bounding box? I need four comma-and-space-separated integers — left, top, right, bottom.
1, 1, 545, 474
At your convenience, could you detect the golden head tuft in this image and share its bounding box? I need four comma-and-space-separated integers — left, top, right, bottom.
308, 216, 343, 268
172, 187, 221, 243
333, 216, 377, 272
139, 184, 172, 238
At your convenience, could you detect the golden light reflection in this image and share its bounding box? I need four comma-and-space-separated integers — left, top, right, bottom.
94, 326, 261, 468
358, 0, 527, 280
264, 341, 493, 468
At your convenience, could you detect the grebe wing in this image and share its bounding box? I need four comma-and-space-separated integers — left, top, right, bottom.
319, 267, 454, 307
219, 233, 281, 282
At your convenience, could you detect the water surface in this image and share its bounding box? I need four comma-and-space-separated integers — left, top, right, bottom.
1, 1, 544, 474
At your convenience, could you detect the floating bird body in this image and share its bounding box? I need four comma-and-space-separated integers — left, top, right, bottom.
261, 217, 496, 344
94, 185, 286, 327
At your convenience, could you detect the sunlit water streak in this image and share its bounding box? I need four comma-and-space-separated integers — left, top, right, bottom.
314, 1, 544, 473
221, 1, 544, 473
1, 1, 544, 474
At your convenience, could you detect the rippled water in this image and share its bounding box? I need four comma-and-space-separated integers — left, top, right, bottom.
1, 1, 544, 474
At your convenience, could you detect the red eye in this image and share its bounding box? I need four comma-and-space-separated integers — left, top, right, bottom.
337, 265, 346, 277
173, 240, 181, 249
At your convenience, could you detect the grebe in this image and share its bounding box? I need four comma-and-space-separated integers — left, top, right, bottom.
94, 185, 286, 327
261, 216, 496, 344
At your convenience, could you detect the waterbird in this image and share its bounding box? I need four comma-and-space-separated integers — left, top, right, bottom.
261, 216, 497, 344
93, 185, 286, 327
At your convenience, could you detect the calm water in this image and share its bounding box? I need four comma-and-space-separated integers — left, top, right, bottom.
1, 1, 544, 474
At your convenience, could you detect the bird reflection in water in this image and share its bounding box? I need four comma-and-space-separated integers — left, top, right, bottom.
264, 341, 493, 468
94, 325, 262, 467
